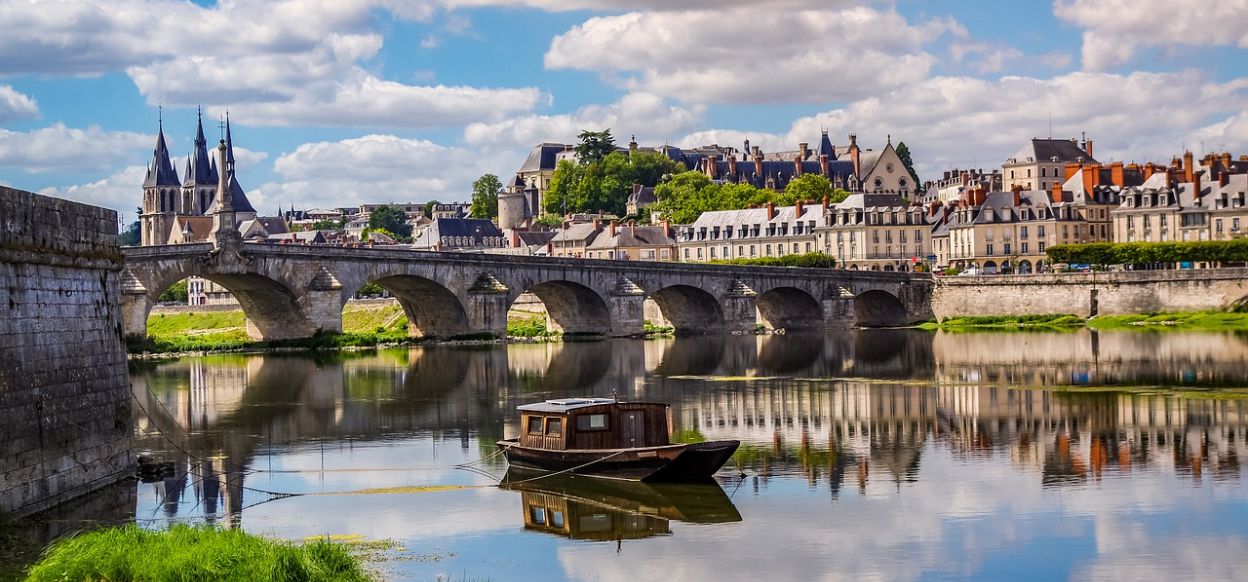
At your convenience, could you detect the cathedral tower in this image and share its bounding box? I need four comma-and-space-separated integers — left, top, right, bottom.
140, 115, 180, 245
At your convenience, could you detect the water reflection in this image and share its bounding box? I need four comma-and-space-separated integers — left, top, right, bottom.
113, 329, 1248, 581
501, 472, 741, 543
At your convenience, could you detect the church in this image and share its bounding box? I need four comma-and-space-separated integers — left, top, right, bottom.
139, 111, 268, 246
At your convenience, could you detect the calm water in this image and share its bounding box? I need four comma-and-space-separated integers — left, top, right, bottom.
109, 331, 1248, 579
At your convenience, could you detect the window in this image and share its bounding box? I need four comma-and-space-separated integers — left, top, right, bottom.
550, 510, 565, 528
1039, 242, 1046, 252
1126, 216, 1134, 228
723, 245, 729, 257
577, 413, 609, 431
1003, 242, 1011, 255
750, 245, 757, 257
1235, 218, 1241, 231
1217, 219, 1224, 234
805, 242, 812, 252
1020, 226, 1029, 239
987, 243, 995, 256
696, 247, 703, 259
546, 418, 563, 436
765, 244, 772, 256
530, 506, 547, 525
710, 247, 717, 259
1021, 242, 1029, 254
683, 248, 690, 259
527, 416, 544, 434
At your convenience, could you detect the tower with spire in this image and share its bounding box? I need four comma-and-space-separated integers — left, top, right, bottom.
140, 108, 261, 245
140, 110, 181, 245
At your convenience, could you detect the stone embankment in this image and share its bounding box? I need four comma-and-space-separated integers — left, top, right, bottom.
0, 186, 133, 518
932, 269, 1248, 319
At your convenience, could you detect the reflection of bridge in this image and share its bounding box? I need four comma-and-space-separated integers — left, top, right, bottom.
120, 241, 933, 340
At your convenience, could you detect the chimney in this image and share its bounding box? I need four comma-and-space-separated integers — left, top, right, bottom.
593, 218, 600, 230
796, 199, 804, 217
661, 219, 670, 237
1011, 183, 1022, 206
850, 145, 861, 178
1110, 162, 1124, 187
1222, 152, 1233, 170
1064, 163, 1080, 181
1081, 164, 1101, 190
1221, 172, 1229, 187
629, 221, 636, 237
1083, 138, 1093, 159
819, 154, 829, 176
1050, 180, 1063, 204
799, 142, 809, 159
728, 154, 737, 176
961, 172, 969, 187
753, 151, 764, 176
793, 155, 803, 176
848, 133, 857, 150
1144, 162, 1155, 180
510, 229, 520, 248
609, 220, 617, 237
1184, 150, 1195, 183
822, 196, 829, 212
706, 156, 718, 179
766, 202, 776, 221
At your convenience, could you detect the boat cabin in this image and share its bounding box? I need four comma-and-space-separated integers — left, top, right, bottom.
517, 398, 671, 451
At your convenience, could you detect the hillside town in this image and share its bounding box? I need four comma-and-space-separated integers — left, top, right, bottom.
136, 115, 1248, 278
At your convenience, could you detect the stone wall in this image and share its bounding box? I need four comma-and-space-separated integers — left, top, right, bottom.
932, 269, 1248, 320
0, 186, 133, 518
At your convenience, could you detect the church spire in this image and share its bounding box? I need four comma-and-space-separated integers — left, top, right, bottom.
143, 112, 179, 188
184, 106, 217, 187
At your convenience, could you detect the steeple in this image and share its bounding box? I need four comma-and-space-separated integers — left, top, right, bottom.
184, 106, 218, 188
818, 129, 836, 160
224, 111, 236, 172
142, 116, 179, 188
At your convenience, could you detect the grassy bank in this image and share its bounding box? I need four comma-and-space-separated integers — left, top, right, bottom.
134, 303, 678, 355
1087, 311, 1248, 331
918, 314, 1085, 331
24, 524, 371, 582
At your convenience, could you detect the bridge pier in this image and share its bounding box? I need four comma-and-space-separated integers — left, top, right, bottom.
821, 287, 856, 329
466, 287, 509, 338
721, 284, 759, 333
607, 294, 646, 336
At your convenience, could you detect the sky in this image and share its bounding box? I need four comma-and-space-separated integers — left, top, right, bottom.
1, 0, 1247, 226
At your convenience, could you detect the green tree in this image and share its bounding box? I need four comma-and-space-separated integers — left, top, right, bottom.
829, 188, 851, 204
628, 150, 685, 188
470, 174, 503, 219
575, 129, 617, 164
158, 279, 189, 304
368, 205, 412, 241
423, 200, 440, 218
895, 141, 920, 184
783, 173, 833, 204
119, 207, 142, 246
310, 219, 340, 230
543, 150, 683, 217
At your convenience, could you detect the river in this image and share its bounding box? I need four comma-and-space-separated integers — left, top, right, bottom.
60, 330, 1248, 579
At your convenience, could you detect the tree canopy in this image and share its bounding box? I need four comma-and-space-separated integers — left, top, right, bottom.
895, 141, 920, 184
574, 129, 616, 164
120, 214, 141, 246
651, 171, 795, 224
368, 205, 412, 241
470, 173, 502, 219
543, 150, 684, 217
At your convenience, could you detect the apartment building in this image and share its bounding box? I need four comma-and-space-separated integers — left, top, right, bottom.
816, 194, 932, 271
677, 201, 826, 262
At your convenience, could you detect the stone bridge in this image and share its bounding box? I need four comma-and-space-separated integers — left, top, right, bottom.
120, 242, 935, 341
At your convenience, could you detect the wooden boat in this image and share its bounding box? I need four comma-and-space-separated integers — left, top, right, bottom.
497, 398, 739, 482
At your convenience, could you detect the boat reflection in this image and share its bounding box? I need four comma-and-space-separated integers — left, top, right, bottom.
501, 471, 742, 542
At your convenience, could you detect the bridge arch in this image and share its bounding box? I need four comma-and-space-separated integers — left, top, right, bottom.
520, 280, 611, 335
142, 270, 319, 341
648, 285, 725, 333
854, 289, 908, 327
756, 286, 823, 330
367, 275, 470, 338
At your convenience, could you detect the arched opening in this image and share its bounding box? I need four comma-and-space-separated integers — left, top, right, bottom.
520, 281, 611, 335
756, 287, 822, 330
982, 260, 998, 274
368, 275, 469, 338
1018, 260, 1033, 274
647, 285, 725, 334
144, 273, 316, 341
854, 289, 909, 327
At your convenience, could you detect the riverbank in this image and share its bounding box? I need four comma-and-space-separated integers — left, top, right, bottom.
132, 303, 676, 356
23, 524, 372, 582
920, 311, 1248, 332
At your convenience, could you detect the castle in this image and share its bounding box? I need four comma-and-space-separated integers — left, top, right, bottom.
139, 110, 258, 245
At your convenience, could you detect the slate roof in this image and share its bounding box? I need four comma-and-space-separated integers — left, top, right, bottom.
550, 222, 602, 245
515, 231, 556, 246
204, 174, 257, 214
169, 216, 214, 243
184, 112, 219, 187
412, 218, 504, 248
1006, 138, 1098, 165
143, 125, 180, 188
267, 231, 327, 244
586, 225, 675, 250
519, 143, 570, 172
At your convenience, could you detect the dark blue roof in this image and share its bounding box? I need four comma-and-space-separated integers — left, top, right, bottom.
184, 112, 218, 187
818, 131, 836, 159
519, 144, 566, 172
143, 125, 180, 188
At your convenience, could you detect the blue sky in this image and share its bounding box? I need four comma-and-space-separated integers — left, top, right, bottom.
1, 0, 1246, 224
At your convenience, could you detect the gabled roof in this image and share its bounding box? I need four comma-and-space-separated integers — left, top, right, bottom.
143, 124, 180, 188
1006, 138, 1097, 166
550, 222, 602, 244
412, 217, 504, 247
586, 225, 675, 250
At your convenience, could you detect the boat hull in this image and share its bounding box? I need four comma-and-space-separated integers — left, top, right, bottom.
498, 439, 740, 482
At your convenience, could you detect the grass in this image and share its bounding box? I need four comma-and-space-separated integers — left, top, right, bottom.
918, 314, 1086, 330
1087, 311, 1248, 331
23, 524, 371, 582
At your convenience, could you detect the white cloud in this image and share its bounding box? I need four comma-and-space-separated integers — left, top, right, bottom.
544, 7, 949, 104
445, 0, 853, 10
464, 92, 704, 149
255, 134, 497, 211
36, 165, 146, 223
0, 0, 543, 128
680, 70, 1248, 180
0, 123, 150, 173
0, 85, 38, 123
1054, 0, 1248, 70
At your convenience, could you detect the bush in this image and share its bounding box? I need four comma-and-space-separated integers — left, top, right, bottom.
709, 252, 836, 268
1047, 239, 1248, 266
